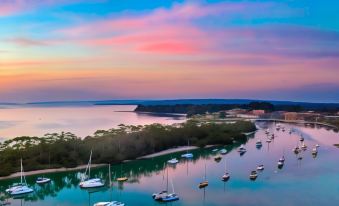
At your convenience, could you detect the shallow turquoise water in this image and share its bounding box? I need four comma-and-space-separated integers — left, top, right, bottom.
1, 122, 339, 206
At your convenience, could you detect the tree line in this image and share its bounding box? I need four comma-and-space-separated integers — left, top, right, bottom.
0, 121, 256, 177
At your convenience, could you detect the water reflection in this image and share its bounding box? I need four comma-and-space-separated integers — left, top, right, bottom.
1, 122, 339, 206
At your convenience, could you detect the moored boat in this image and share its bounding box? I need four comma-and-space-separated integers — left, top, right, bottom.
36, 177, 51, 184
249, 170, 258, 181
6, 159, 34, 196
79, 151, 105, 188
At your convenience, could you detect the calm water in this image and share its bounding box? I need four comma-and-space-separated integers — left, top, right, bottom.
0, 105, 185, 139
0, 122, 339, 206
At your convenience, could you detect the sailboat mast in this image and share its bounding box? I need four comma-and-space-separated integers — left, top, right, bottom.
204, 163, 207, 180
20, 159, 23, 184
89, 150, 92, 178
166, 166, 169, 191
109, 164, 111, 186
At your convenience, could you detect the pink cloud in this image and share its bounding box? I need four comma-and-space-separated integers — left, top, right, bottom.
8, 37, 47, 46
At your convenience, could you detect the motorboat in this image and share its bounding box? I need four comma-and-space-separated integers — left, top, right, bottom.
36, 177, 51, 184
257, 165, 264, 171
79, 151, 105, 188
256, 140, 262, 147
301, 143, 307, 150
279, 156, 285, 163
277, 160, 284, 169
93, 201, 125, 206
214, 155, 222, 162
237, 145, 246, 153
293, 147, 300, 154
6, 159, 34, 196
249, 171, 258, 180
167, 158, 179, 165
220, 149, 227, 155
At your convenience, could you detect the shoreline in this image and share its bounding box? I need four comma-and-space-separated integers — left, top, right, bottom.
137, 146, 199, 159
0, 146, 201, 180
0, 164, 106, 181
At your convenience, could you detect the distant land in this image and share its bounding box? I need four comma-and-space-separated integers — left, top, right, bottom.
1, 99, 339, 109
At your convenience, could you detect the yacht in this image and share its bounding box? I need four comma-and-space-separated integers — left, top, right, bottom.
79, 151, 105, 188
36, 177, 51, 184
6, 159, 34, 196
249, 171, 258, 180
93, 202, 125, 206
167, 158, 179, 165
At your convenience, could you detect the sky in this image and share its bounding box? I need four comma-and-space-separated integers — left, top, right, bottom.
0, 0, 338, 103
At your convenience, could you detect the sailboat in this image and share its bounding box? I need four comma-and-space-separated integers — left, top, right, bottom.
153, 166, 169, 201
116, 163, 128, 182
79, 150, 105, 188
198, 164, 208, 188
6, 159, 34, 195
161, 180, 179, 202
221, 158, 230, 182
181, 139, 193, 158
94, 165, 125, 206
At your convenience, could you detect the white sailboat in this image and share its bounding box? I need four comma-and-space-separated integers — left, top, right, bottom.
94, 165, 125, 206
161, 180, 179, 202
221, 157, 230, 181
6, 159, 34, 195
181, 139, 193, 158
79, 150, 105, 188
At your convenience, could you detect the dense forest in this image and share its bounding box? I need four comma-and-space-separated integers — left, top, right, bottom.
135, 101, 339, 117
0, 121, 255, 177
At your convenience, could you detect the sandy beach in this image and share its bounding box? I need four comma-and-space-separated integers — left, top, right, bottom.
138, 146, 199, 159
0, 164, 107, 180
0, 146, 200, 180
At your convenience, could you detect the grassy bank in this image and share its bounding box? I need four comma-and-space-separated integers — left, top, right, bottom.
0, 120, 255, 177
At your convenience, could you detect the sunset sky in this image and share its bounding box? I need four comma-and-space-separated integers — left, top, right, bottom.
0, 0, 338, 103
